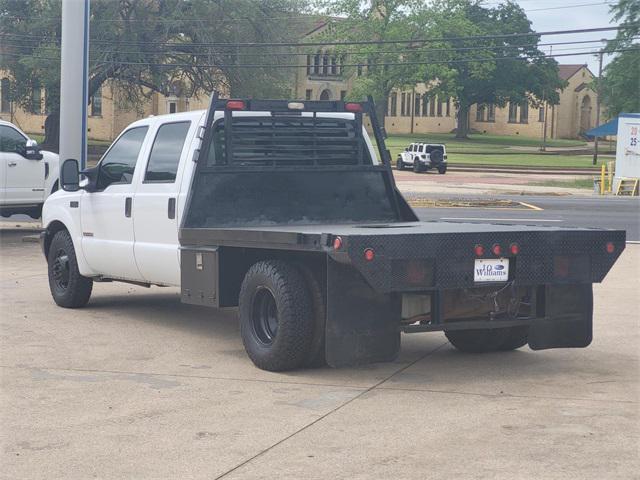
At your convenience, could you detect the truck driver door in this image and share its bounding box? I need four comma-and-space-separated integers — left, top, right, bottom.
80, 126, 148, 281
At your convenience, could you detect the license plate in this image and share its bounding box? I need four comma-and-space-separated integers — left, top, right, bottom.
474, 258, 509, 283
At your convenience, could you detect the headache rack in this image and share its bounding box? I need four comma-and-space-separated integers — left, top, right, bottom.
197, 93, 392, 168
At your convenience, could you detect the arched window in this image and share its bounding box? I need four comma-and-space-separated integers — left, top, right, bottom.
319, 89, 331, 101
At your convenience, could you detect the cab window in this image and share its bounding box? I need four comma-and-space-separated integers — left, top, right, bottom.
144, 121, 191, 182
0, 125, 27, 153
97, 126, 148, 190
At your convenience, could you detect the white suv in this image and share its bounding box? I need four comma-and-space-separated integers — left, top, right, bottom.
397, 141, 447, 174
0, 120, 60, 218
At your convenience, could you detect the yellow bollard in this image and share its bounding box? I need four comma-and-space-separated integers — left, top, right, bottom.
608, 161, 614, 193
600, 164, 606, 195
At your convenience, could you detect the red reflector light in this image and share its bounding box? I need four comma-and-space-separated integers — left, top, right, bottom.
333, 236, 343, 250
226, 100, 245, 110
510, 243, 520, 255
492, 244, 502, 256
606, 242, 615, 254
364, 248, 375, 261
345, 103, 363, 112
474, 244, 485, 257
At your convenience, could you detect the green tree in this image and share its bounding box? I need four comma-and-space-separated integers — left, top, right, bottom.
314, 0, 424, 124
415, 0, 565, 138
0, 0, 306, 150
601, 0, 640, 116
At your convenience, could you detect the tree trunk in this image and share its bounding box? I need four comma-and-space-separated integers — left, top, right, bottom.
43, 111, 60, 153
455, 103, 470, 139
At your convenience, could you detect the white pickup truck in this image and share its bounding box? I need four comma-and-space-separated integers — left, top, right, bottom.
1, 120, 59, 218
41, 97, 624, 371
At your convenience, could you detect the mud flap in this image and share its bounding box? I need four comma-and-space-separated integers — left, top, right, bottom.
528, 284, 593, 350
325, 258, 401, 367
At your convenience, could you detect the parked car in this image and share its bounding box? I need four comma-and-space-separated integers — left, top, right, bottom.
0, 120, 59, 218
397, 141, 447, 174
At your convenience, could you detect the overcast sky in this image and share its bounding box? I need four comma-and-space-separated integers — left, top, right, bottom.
493, 0, 621, 74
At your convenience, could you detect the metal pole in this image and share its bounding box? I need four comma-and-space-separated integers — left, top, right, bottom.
60, 0, 90, 170
593, 46, 604, 166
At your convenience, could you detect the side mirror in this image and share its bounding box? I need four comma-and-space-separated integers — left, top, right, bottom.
404, 147, 409, 151
60, 159, 80, 192
22, 139, 44, 160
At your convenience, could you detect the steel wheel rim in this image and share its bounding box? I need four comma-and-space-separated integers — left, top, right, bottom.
251, 287, 279, 345
52, 248, 70, 290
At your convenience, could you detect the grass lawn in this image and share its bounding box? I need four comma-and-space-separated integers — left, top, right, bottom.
446, 153, 610, 168
528, 178, 596, 190
379, 132, 609, 169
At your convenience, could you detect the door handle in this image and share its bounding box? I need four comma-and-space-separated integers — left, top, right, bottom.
168, 197, 176, 220
125, 197, 132, 218
8, 162, 17, 167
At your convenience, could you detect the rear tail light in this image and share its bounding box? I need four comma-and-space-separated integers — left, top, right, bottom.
364, 248, 375, 261
606, 242, 615, 254
492, 244, 502, 256
474, 244, 485, 257
345, 102, 363, 112
226, 100, 245, 110
333, 236, 343, 250
510, 243, 520, 255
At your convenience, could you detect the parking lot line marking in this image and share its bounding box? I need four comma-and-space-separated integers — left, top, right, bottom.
519, 201, 544, 211
440, 217, 562, 222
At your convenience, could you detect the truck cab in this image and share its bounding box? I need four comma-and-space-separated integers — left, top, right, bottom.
0, 120, 59, 218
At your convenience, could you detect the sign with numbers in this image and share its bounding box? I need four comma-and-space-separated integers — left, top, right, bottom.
615, 114, 640, 181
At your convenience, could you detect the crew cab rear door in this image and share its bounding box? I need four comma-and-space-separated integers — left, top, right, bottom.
132, 118, 197, 285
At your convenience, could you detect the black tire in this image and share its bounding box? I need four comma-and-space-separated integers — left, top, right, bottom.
437, 165, 447, 175
396, 158, 404, 170
298, 266, 326, 368
239, 260, 315, 371
445, 325, 529, 353
47, 230, 93, 308
413, 161, 422, 173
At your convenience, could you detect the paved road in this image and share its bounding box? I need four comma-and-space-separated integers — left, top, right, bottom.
414, 194, 640, 241
1, 228, 638, 479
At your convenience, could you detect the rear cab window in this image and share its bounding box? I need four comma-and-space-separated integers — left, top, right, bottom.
144, 121, 191, 183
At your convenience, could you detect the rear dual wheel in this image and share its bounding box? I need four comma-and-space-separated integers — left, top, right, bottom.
239, 260, 325, 371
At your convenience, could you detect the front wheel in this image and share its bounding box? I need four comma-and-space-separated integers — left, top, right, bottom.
413, 161, 422, 173
396, 158, 404, 170
445, 326, 529, 353
239, 260, 315, 371
47, 230, 93, 308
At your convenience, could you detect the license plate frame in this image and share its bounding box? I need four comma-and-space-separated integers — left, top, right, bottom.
474, 258, 510, 283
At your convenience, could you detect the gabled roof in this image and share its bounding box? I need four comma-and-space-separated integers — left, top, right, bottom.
558, 64, 588, 81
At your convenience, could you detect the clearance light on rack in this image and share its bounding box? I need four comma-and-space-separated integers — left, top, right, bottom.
474, 244, 485, 257
364, 248, 375, 262
333, 236, 343, 251
510, 243, 520, 255
606, 241, 615, 254
492, 244, 502, 256
226, 100, 246, 110
345, 103, 363, 113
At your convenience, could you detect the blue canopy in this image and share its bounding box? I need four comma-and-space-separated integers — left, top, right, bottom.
586, 117, 618, 138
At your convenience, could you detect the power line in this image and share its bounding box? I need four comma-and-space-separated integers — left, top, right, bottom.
1, 25, 633, 48
2, 47, 636, 69
2, 37, 628, 58
525, 1, 616, 12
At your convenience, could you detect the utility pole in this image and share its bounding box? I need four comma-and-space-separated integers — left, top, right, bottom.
60, 0, 90, 170
593, 44, 604, 166
541, 45, 551, 152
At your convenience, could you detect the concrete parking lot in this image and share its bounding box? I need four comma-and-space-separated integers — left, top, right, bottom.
1, 228, 638, 480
